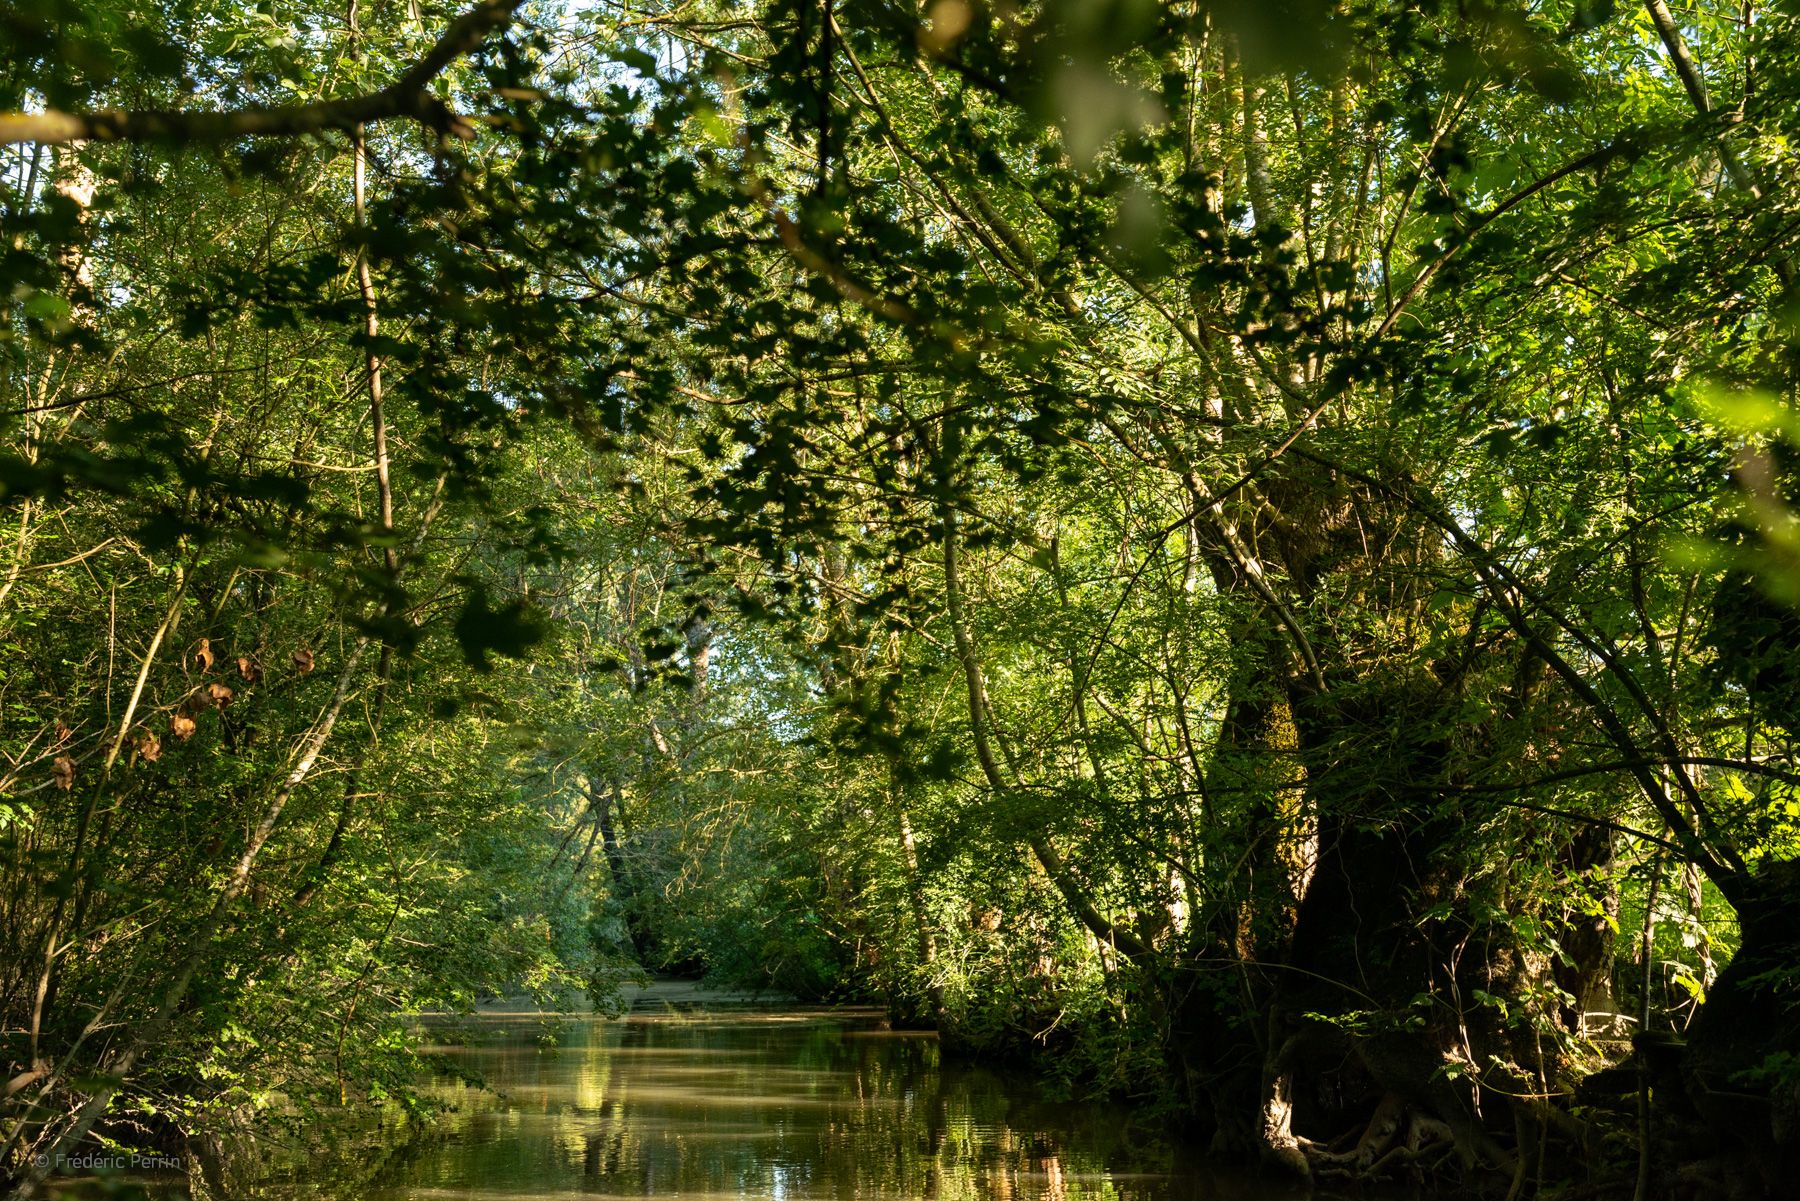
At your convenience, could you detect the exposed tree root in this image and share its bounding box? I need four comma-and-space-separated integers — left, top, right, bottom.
1300, 1092, 1465, 1183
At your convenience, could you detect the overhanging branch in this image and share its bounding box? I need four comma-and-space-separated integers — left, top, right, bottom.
0, 0, 525, 146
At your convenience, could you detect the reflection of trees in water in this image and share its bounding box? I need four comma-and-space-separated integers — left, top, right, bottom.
370, 1015, 1177, 1200
581, 1099, 628, 1181
576, 1019, 1132, 1198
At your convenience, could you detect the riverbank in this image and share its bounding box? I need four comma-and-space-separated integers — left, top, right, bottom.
457, 975, 815, 1015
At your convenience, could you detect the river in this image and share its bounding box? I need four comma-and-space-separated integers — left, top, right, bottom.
70, 989, 1368, 1199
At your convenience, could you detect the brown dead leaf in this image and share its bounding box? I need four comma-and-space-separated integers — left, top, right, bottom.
54, 720, 71, 745
52, 755, 74, 790
292, 647, 314, 674
194, 637, 214, 673
207, 682, 233, 708
237, 656, 262, 684
136, 729, 162, 762
170, 714, 197, 740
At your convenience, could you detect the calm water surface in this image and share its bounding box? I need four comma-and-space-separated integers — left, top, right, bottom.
343, 1004, 1315, 1201
104, 1000, 1356, 1200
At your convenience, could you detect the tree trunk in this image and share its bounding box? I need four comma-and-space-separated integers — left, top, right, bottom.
595, 780, 651, 963
1682, 858, 1800, 1193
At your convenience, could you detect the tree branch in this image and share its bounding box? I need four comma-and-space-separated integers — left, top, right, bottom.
940, 501, 1150, 963
0, 0, 525, 146
1643, 0, 1763, 198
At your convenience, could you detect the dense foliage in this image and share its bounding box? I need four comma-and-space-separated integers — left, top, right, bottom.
4, 0, 1800, 1195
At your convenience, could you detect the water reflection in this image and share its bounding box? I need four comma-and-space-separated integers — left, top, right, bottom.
64, 1005, 1342, 1200
356, 1007, 1304, 1201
